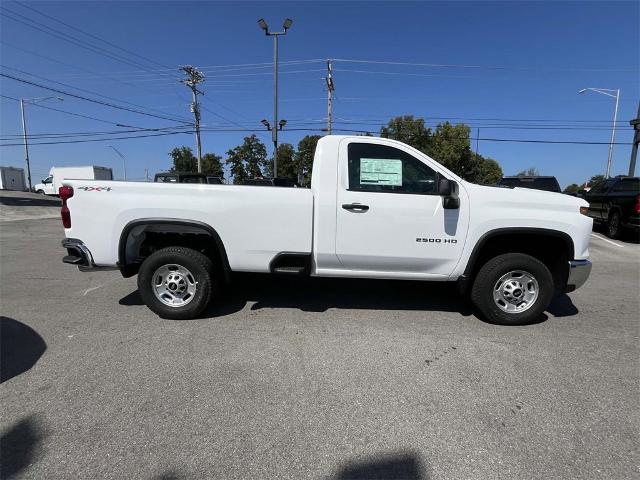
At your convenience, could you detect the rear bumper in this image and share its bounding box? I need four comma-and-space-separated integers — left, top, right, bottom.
565, 259, 592, 292
62, 238, 116, 272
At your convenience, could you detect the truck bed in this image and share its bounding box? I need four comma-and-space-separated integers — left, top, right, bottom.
63, 180, 314, 272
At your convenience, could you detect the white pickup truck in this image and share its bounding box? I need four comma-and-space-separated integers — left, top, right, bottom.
59, 135, 592, 325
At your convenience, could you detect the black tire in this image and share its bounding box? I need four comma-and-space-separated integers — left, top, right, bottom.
471, 253, 554, 326
606, 210, 622, 239
36, 189, 44, 195
137, 246, 215, 320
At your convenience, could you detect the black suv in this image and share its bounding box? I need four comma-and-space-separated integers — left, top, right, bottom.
154, 172, 223, 184
242, 177, 299, 187
584, 176, 639, 238
497, 176, 562, 193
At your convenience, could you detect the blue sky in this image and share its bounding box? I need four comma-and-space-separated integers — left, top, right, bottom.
1, 1, 638, 188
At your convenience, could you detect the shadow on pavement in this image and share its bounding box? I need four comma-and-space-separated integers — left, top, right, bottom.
0, 415, 45, 479
333, 451, 428, 480
0, 317, 47, 384
120, 273, 476, 319
0, 195, 60, 208
546, 294, 579, 317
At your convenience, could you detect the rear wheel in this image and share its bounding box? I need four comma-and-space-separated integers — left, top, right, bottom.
471, 253, 554, 325
607, 210, 621, 239
137, 246, 214, 319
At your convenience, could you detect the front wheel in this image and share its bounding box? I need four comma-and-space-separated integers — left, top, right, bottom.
471, 253, 554, 326
137, 246, 214, 320
36, 189, 45, 195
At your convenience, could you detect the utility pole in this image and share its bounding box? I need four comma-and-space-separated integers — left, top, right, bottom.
629, 102, 640, 177
325, 59, 335, 134
20, 99, 32, 192
180, 66, 205, 172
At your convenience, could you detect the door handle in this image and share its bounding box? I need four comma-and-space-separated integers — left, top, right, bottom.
342, 203, 369, 212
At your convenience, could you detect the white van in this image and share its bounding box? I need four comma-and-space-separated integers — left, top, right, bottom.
35, 166, 113, 195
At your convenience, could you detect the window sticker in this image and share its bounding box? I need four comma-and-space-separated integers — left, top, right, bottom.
360, 158, 402, 186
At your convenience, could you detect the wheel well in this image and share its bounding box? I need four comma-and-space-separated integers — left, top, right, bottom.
465, 230, 573, 293
118, 220, 230, 279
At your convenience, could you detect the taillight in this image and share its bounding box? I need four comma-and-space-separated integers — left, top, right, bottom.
635, 194, 640, 214
59, 186, 73, 228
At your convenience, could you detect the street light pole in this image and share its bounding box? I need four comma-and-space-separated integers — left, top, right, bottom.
109, 145, 127, 181
258, 18, 293, 178
579, 87, 620, 178
19, 96, 64, 191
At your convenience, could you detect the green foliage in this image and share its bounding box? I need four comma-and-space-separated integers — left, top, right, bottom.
517, 167, 540, 177
563, 183, 581, 194
201, 153, 224, 179
380, 115, 431, 153
469, 156, 503, 185
274, 143, 297, 181
380, 116, 503, 184
295, 135, 321, 187
169, 146, 197, 172
225, 134, 268, 184
588, 174, 605, 186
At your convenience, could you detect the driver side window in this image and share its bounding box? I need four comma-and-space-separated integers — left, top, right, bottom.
43, 176, 53, 184
347, 143, 438, 194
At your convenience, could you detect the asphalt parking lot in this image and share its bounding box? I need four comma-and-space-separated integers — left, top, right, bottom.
1, 196, 639, 479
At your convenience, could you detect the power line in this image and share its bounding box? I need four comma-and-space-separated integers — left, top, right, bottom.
0, 93, 147, 128
1, 65, 192, 122
15, 2, 172, 70
0, 130, 193, 146
0, 6, 180, 81
0, 71, 193, 124
332, 58, 639, 73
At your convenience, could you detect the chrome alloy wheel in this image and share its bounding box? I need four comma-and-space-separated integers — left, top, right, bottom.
493, 270, 539, 314
152, 264, 198, 307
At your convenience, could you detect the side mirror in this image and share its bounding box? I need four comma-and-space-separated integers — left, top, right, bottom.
438, 178, 460, 209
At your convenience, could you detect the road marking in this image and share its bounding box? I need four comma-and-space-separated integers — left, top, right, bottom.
590, 233, 624, 248
82, 278, 118, 296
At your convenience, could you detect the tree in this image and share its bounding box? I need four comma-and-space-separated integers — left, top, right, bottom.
273, 143, 297, 181
169, 146, 197, 172
468, 155, 503, 185
517, 167, 539, 177
587, 174, 605, 186
295, 135, 321, 187
427, 122, 474, 178
380, 115, 431, 153
201, 153, 224, 180
225, 134, 268, 184
563, 183, 581, 194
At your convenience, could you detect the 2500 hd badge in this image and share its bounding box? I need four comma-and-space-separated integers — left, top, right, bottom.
416, 238, 458, 243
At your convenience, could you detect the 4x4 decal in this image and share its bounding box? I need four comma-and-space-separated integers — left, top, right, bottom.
77, 186, 112, 192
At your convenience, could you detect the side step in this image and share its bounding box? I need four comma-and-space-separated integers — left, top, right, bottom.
269, 252, 311, 275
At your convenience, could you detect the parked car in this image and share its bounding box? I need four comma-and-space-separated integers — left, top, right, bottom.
584, 176, 640, 238
154, 172, 223, 184
35, 166, 113, 195
498, 176, 562, 193
59, 135, 592, 325
242, 177, 298, 187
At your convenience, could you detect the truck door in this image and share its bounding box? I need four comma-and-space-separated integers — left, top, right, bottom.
587, 179, 615, 219
334, 140, 468, 276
